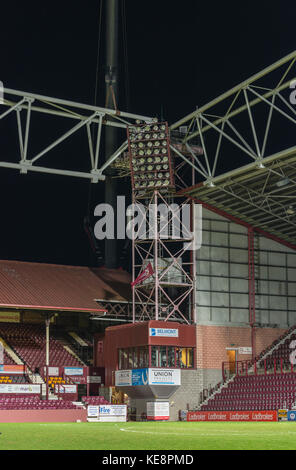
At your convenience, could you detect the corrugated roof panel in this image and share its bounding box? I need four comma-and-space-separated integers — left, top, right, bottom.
0, 260, 132, 313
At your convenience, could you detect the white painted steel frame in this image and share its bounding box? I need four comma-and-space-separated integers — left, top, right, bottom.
0, 88, 153, 182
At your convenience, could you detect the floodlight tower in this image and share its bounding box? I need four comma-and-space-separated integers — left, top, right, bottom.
104, 0, 119, 269
127, 121, 197, 324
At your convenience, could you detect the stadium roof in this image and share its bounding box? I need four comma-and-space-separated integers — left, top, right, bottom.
0, 260, 132, 314
170, 51, 296, 251
181, 146, 296, 250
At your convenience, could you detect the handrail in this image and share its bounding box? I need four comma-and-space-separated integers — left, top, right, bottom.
222, 358, 295, 381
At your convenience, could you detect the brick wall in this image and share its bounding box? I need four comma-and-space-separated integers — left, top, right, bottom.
195, 324, 287, 398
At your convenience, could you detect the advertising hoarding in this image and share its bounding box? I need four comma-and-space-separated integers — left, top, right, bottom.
87, 405, 127, 422
115, 370, 132, 386
147, 401, 170, 420
187, 411, 278, 422
0, 384, 41, 394
115, 368, 181, 386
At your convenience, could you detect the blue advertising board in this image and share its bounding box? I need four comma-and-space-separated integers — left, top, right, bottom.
131, 368, 149, 386
288, 411, 296, 421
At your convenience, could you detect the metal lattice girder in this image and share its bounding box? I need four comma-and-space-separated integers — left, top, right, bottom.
171, 52, 296, 250
170, 50, 296, 186
0, 88, 154, 182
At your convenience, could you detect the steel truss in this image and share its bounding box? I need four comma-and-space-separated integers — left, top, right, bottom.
170, 50, 296, 185
131, 190, 196, 324
0, 87, 153, 182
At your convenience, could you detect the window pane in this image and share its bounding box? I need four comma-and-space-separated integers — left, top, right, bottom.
118, 349, 123, 370
123, 349, 128, 369
143, 346, 149, 367
133, 347, 138, 369
128, 348, 134, 369
151, 346, 159, 367
159, 346, 167, 367
167, 347, 175, 367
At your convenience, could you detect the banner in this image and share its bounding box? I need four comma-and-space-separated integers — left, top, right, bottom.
148, 368, 181, 386
132, 369, 149, 386
149, 328, 179, 338
87, 405, 99, 420
64, 367, 84, 376
55, 384, 77, 394
115, 370, 132, 386
87, 405, 127, 422
187, 411, 277, 422
115, 368, 181, 386
288, 411, 296, 421
48, 367, 59, 376
0, 384, 41, 394
0, 365, 25, 374
131, 263, 154, 287
147, 402, 170, 421
87, 376, 102, 384
278, 409, 288, 421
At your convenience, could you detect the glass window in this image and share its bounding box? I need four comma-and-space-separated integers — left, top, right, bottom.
118, 349, 123, 370
151, 346, 159, 367
128, 348, 134, 369
142, 346, 149, 368
123, 349, 128, 369
133, 347, 138, 369
159, 346, 167, 367
167, 347, 175, 367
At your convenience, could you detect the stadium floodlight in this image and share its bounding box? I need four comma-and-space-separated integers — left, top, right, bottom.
127, 120, 175, 193
287, 205, 295, 216
276, 177, 290, 188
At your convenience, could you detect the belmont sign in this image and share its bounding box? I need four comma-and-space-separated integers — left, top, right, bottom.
149, 328, 179, 338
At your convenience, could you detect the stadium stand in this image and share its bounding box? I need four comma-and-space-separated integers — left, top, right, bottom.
0, 323, 83, 371
0, 375, 29, 384
81, 396, 110, 406
201, 373, 296, 411
2, 350, 16, 365
0, 397, 80, 409
200, 326, 296, 412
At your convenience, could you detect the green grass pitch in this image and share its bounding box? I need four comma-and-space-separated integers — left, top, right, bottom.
0, 421, 295, 450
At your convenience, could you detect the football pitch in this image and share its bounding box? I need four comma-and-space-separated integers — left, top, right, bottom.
0, 421, 295, 450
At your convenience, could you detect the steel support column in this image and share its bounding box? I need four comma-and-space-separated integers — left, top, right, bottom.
248, 228, 256, 361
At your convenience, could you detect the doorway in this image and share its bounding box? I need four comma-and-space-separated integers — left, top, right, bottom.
226, 349, 237, 374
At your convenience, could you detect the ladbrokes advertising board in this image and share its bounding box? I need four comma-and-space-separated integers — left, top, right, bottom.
187, 411, 277, 422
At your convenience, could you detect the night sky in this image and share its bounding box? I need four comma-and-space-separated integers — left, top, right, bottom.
0, 1, 295, 268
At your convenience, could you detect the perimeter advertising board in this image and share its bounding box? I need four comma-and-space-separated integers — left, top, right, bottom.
147, 402, 170, 420
87, 405, 127, 422
187, 411, 277, 422
288, 411, 296, 421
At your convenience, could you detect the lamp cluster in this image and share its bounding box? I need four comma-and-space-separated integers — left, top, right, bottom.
127, 121, 175, 191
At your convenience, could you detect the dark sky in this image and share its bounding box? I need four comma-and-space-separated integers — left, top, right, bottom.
0, 0, 295, 268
